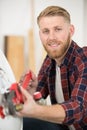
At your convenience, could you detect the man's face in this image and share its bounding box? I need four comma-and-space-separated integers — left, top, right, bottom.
39, 16, 74, 61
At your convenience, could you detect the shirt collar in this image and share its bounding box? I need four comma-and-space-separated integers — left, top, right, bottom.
60, 40, 75, 67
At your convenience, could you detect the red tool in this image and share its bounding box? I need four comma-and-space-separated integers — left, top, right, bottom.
9, 71, 32, 104
0, 71, 32, 118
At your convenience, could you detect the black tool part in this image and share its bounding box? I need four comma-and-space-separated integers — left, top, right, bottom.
4, 90, 16, 115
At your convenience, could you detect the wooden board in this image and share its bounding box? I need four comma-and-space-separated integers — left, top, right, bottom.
4, 36, 25, 81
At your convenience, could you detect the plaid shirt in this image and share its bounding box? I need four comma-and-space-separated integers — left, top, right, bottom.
37, 40, 87, 130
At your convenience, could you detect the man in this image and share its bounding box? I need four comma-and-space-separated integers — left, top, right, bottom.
18, 6, 87, 130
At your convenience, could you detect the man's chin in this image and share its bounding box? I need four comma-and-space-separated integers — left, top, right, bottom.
48, 54, 57, 59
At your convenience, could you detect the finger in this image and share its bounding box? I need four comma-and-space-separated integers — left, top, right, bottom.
19, 86, 31, 99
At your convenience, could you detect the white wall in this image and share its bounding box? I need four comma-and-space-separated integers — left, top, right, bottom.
0, 0, 86, 74
84, 0, 87, 44
0, 0, 31, 51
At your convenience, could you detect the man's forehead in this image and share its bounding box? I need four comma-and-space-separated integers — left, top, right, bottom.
39, 16, 66, 30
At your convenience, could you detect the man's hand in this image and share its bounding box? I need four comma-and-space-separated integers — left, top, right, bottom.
16, 86, 38, 117
17, 87, 65, 124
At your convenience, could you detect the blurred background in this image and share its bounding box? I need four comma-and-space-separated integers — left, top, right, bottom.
0, 0, 87, 81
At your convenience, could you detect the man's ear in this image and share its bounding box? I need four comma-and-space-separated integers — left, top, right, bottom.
70, 24, 75, 37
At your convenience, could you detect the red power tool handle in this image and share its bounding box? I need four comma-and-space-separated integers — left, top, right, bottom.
18, 71, 32, 103
9, 71, 32, 104
22, 71, 32, 89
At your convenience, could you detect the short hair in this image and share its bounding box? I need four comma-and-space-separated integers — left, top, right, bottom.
37, 6, 71, 25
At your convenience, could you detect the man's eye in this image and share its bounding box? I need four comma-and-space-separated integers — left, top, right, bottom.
43, 30, 49, 34
55, 28, 62, 31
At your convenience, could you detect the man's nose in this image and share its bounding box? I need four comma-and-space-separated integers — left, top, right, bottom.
48, 31, 56, 40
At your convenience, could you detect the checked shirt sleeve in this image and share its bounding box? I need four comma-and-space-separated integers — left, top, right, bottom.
61, 57, 87, 125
